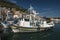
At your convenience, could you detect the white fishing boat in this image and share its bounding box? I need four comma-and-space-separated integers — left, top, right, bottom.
11, 18, 39, 33
11, 5, 40, 33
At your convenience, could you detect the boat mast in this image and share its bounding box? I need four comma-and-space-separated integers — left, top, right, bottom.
28, 5, 37, 27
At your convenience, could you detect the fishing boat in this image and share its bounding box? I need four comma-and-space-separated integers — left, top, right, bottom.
11, 18, 40, 33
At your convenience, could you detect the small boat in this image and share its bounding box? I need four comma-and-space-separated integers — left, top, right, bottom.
40, 20, 54, 29
1, 21, 10, 29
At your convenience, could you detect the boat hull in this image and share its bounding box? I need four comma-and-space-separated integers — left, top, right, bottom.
11, 25, 54, 33
12, 28, 38, 33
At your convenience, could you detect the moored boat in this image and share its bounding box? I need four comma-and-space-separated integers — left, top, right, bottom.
40, 20, 55, 30
10, 18, 40, 33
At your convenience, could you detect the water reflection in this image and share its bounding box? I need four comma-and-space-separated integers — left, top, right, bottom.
0, 30, 54, 40
9, 31, 53, 40
1, 24, 60, 40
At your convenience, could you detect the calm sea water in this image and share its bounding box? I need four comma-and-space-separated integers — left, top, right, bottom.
1, 23, 60, 40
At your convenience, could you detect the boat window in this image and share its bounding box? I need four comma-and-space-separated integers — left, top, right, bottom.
14, 19, 18, 24
25, 19, 29, 21
19, 18, 23, 20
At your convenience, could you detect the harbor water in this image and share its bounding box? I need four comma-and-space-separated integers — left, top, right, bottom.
0, 23, 60, 40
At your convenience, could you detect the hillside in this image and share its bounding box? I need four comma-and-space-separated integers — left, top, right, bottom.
0, 0, 27, 12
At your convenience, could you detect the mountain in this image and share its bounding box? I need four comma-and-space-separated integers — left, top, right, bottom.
0, 0, 27, 12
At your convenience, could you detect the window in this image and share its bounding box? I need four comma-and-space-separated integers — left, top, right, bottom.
25, 19, 29, 21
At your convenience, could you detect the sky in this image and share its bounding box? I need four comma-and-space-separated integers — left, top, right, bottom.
7, 0, 60, 17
